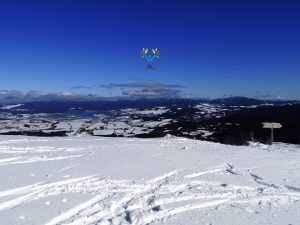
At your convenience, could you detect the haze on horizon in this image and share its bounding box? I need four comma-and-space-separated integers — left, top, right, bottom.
0, 0, 299, 101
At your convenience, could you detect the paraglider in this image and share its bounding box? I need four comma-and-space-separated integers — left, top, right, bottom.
140, 48, 160, 70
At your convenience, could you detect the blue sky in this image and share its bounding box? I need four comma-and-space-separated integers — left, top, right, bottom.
0, 0, 299, 100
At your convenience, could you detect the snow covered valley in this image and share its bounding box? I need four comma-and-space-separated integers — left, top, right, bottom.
0, 135, 300, 225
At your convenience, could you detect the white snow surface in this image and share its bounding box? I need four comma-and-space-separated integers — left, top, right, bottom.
0, 104, 24, 110
0, 135, 300, 225
121, 107, 169, 116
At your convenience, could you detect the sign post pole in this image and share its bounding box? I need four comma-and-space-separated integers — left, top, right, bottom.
271, 128, 274, 145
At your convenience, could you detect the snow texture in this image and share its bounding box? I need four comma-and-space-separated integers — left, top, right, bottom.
0, 135, 299, 225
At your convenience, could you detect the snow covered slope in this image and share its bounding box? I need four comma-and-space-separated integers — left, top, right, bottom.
0, 136, 299, 225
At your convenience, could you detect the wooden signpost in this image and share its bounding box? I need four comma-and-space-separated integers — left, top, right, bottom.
262, 122, 282, 145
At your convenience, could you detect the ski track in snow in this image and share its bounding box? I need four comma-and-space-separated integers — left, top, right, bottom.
0, 155, 83, 166
0, 165, 300, 225
0, 136, 300, 225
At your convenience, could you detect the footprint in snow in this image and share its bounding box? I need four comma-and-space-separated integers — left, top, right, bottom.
20, 215, 28, 220
45, 201, 51, 206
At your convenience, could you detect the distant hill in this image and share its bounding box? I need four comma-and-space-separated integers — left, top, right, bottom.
0, 97, 298, 113
1, 97, 299, 145
0, 99, 208, 114
210, 97, 266, 106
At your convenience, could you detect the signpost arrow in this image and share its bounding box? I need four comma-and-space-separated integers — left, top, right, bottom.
262, 122, 282, 145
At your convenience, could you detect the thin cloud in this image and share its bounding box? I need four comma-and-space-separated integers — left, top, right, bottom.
122, 88, 182, 98
98, 82, 185, 98
0, 83, 186, 103
97, 82, 185, 89
0, 90, 24, 99
252, 94, 279, 100
71, 85, 93, 90
0, 90, 107, 103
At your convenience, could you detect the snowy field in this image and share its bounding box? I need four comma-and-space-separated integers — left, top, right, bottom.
0, 136, 300, 225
